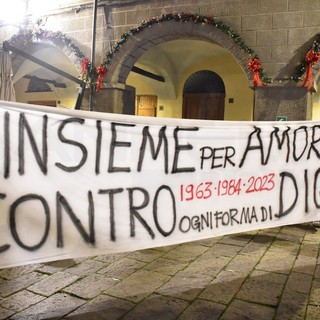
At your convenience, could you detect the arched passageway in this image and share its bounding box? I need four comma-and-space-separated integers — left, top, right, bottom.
125, 38, 253, 120
183, 70, 226, 120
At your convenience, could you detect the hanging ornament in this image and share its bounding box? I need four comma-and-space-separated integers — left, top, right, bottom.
301, 49, 320, 91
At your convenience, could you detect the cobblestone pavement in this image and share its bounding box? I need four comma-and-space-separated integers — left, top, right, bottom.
0, 224, 320, 319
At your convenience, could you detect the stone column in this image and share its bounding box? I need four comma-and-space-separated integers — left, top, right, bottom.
81, 84, 136, 115
253, 86, 311, 121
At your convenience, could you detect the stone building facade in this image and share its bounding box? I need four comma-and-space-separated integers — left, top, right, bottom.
1, 0, 320, 120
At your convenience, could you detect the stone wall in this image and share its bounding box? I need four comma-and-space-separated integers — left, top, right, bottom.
106, 0, 320, 81
38, 0, 320, 82
2, 0, 319, 118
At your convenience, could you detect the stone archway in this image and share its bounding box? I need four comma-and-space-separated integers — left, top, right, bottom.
106, 20, 252, 87
9, 29, 86, 74
99, 18, 257, 114
182, 70, 226, 120
8, 29, 86, 107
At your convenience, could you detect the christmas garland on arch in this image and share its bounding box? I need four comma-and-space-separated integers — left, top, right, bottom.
9, 12, 273, 92
99, 11, 271, 86
10, 28, 86, 65
292, 33, 320, 91
9, 28, 107, 91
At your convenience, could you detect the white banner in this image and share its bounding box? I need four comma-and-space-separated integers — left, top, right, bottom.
0, 101, 319, 268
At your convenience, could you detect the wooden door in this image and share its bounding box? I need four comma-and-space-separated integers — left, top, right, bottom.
136, 95, 157, 117
183, 93, 225, 120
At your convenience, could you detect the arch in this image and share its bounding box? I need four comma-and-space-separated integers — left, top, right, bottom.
8, 28, 87, 106
182, 70, 226, 120
183, 70, 225, 94
9, 28, 86, 75
103, 13, 266, 87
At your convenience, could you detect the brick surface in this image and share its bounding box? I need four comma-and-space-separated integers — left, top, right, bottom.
0, 290, 44, 313
242, 14, 273, 30
122, 294, 189, 320
64, 273, 117, 299
199, 270, 245, 304
27, 271, 79, 297
220, 299, 276, 319
0, 272, 47, 298
66, 294, 135, 319
236, 271, 285, 306
0, 225, 319, 319
0, 306, 14, 320
273, 11, 304, 28
106, 269, 170, 303
274, 290, 308, 320
156, 271, 212, 301
10, 293, 85, 320
178, 299, 225, 320
257, 30, 288, 46
258, 0, 289, 13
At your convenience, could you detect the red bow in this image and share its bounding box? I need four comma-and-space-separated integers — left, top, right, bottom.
248, 58, 264, 86
301, 50, 320, 91
96, 66, 107, 92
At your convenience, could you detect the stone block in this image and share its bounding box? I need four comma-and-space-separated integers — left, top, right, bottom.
288, 27, 319, 45
66, 294, 135, 319
0, 290, 44, 313
258, 0, 289, 12
236, 274, 284, 306
228, 0, 259, 15
123, 294, 189, 320
27, 271, 79, 297
271, 45, 300, 63
106, 270, 170, 303
179, 299, 225, 320
304, 10, 320, 27
274, 290, 308, 319
285, 272, 313, 294
222, 299, 276, 319
199, 270, 245, 304
289, 0, 320, 11
257, 30, 288, 46
273, 11, 304, 29
205, 3, 229, 17
10, 293, 85, 320
0, 272, 47, 298
111, 11, 126, 26
65, 273, 117, 299
126, 9, 150, 25
242, 14, 273, 30
253, 86, 310, 121
97, 257, 146, 279
241, 30, 257, 46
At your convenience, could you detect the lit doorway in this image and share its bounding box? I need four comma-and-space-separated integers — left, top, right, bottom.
183, 70, 225, 120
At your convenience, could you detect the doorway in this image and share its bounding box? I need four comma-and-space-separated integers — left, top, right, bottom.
183, 70, 225, 120
136, 95, 157, 117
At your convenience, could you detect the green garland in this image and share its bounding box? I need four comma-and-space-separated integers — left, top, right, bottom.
292, 32, 320, 82
9, 14, 320, 88
101, 12, 271, 84
9, 28, 86, 65
9, 13, 273, 87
